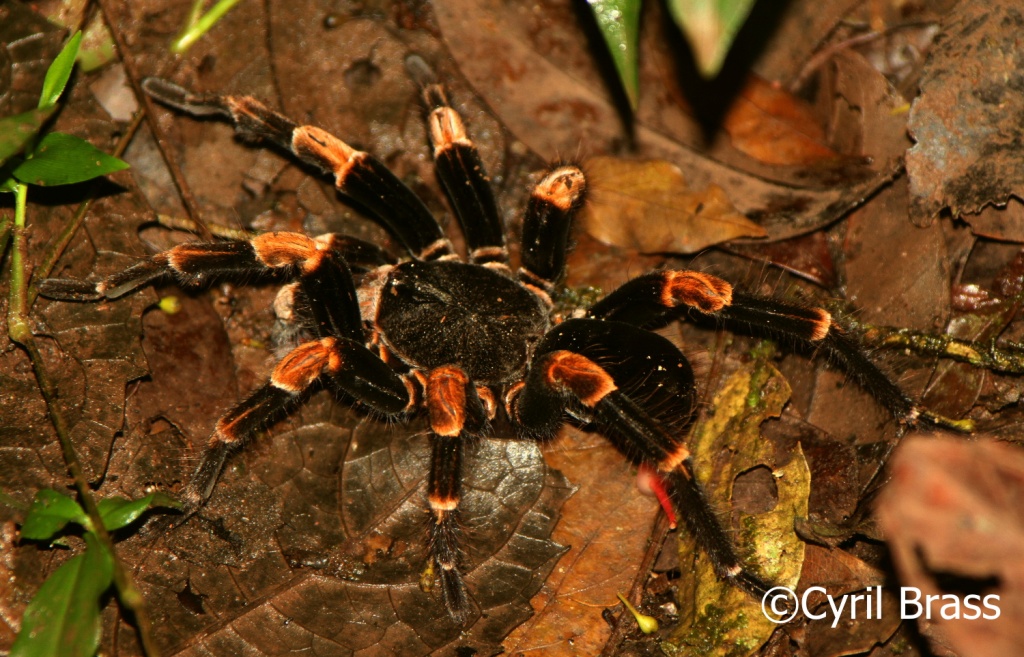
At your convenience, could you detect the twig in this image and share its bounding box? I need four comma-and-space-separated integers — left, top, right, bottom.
96, 0, 212, 241
860, 324, 1024, 374
155, 213, 253, 240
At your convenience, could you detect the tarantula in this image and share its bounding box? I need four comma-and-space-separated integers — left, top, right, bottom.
39, 69, 960, 623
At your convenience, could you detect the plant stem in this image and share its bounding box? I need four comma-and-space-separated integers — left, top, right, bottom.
860, 324, 1024, 374
7, 183, 162, 657
7, 183, 30, 342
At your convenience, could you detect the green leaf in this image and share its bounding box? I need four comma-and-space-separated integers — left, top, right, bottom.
12, 132, 128, 187
0, 108, 58, 171
10, 533, 113, 657
667, 0, 757, 77
39, 31, 83, 109
587, 0, 641, 110
20, 490, 88, 541
98, 492, 182, 531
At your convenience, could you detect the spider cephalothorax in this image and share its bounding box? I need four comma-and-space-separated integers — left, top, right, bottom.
373, 259, 550, 383
40, 67, 962, 624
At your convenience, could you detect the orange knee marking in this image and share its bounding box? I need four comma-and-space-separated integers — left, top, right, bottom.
252, 232, 324, 273
166, 244, 210, 273
427, 366, 469, 437
270, 338, 340, 393
808, 308, 833, 342
291, 125, 361, 183
658, 442, 691, 472
533, 165, 587, 211
428, 107, 471, 156
662, 271, 733, 313
212, 411, 250, 445
476, 386, 497, 420
545, 351, 617, 406
428, 495, 459, 513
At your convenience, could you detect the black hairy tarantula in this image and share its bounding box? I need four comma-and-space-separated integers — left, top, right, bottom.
39, 68, 963, 624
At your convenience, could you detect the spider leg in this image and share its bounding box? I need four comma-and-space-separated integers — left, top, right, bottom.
508, 318, 775, 601
587, 270, 971, 431
418, 83, 507, 266
184, 336, 411, 511
517, 165, 587, 298
423, 365, 489, 623
142, 77, 453, 261
42, 230, 415, 512
38, 232, 392, 302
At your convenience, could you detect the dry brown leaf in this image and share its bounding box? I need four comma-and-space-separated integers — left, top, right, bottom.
434, 0, 908, 242
967, 198, 1024, 243
504, 429, 658, 656
582, 156, 767, 254
798, 547, 901, 657
724, 76, 841, 166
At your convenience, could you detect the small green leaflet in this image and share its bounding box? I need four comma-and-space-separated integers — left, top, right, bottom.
10, 533, 113, 657
21, 489, 183, 539
19, 490, 89, 541
12, 132, 129, 187
15, 490, 181, 656
97, 492, 182, 531
0, 30, 127, 190
38, 31, 83, 109
0, 108, 58, 171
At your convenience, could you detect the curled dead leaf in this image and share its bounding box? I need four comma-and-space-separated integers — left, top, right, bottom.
582, 156, 767, 254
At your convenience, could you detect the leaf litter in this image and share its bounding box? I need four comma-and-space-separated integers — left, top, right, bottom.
6, 0, 1024, 656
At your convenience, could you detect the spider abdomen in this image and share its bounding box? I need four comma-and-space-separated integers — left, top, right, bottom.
376, 260, 549, 384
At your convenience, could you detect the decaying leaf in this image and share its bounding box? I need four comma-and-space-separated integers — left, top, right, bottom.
798, 546, 902, 657
967, 198, 1024, 243
504, 427, 661, 656
876, 435, 1024, 656
723, 75, 842, 166
582, 156, 766, 254
670, 349, 809, 656
906, 0, 1024, 224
